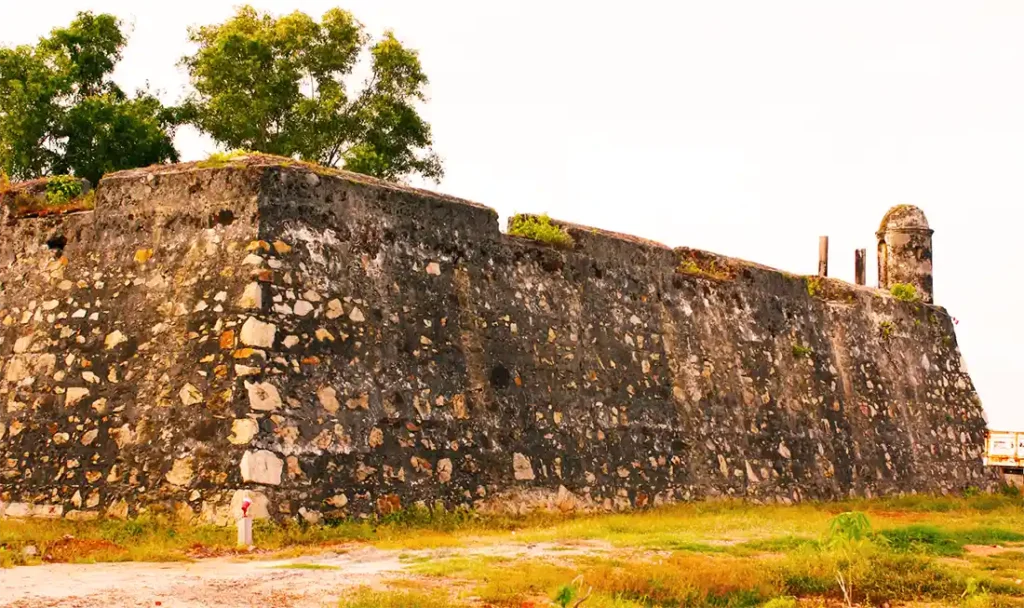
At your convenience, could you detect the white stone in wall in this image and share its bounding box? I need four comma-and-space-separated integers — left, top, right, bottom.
238, 283, 262, 309
245, 381, 281, 411
326, 299, 343, 319
166, 457, 195, 486
513, 453, 535, 480
81, 429, 99, 446
13, 334, 34, 353
228, 419, 258, 445
240, 450, 283, 485
317, 386, 340, 413
179, 383, 203, 406
104, 330, 127, 350
240, 317, 276, 348
65, 387, 90, 407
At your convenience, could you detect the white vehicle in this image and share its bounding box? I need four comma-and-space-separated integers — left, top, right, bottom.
984, 431, 1024, 488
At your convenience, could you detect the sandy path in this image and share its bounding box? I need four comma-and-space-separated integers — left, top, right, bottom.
0, 546, 405, 608
0, 541, 611, 608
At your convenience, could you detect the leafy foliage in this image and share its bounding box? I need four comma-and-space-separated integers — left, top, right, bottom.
508, 214, 575, 248
890, 283, 919, 302
44, 175, 83, 205
791, 344, 812, 359
554, 583, 578, 608
826, 512, 872, 544
181, 6, 442, 183
0, 12, 179, 184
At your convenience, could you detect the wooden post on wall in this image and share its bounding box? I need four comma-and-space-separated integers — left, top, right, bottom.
855, 249, 866, 286
818, 236, 829, 277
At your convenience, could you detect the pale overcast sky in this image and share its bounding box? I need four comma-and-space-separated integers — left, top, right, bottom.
3, 1, 1022, 429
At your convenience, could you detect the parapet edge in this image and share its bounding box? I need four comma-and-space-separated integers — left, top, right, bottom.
6, 156, 945, 312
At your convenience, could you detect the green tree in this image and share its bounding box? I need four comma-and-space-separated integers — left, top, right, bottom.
0, 12, 179, 184
181, 6, 442, 182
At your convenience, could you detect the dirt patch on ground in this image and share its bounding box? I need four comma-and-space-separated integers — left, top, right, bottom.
0, 541, 615, 608
963, 544, 1021, 557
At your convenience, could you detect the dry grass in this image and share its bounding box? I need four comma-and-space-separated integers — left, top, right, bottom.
339, 586, 468, 608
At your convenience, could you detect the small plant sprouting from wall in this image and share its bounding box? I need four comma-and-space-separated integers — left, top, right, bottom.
45, 176, 84, 206
508, 214, 575, 248
879, 320, 894, 339
890, 283, 919, 302
792, 343, 813, 358
676, 253, 732, 280
806, 277, 823, 298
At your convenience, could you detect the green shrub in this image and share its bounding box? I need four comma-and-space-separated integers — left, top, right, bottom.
508, 214, 575, 248
45, 175, 84, 205
890, 283, 919, 302
827, 512, 872, 544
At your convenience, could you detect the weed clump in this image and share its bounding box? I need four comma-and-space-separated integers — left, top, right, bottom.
792, 344, 813, 359
45, 175, 84, 205
677, 252, 733, 280
806, 277, 822, 298
508, 214, 575, 248
890, 283, 919, 302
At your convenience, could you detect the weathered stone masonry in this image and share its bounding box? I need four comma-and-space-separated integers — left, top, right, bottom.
0, 159, 988, 523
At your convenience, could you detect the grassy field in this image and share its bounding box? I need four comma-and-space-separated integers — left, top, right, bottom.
1, 491, 1022, 608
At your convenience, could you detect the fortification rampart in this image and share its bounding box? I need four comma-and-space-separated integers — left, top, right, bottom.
0, 158, 989, 523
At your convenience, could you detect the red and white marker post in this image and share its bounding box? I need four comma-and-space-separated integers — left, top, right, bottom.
237, 497, 254, 547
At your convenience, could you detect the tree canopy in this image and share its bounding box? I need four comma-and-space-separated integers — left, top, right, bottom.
181, 6, 442, 182
0, 12, 179, 184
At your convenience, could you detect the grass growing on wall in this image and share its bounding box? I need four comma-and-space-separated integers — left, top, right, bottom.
508, 213, 575, 248
890, 283, 919, 302
197, 149, 257, 168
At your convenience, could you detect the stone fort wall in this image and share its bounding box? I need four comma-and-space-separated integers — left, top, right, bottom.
0, 158, 989, 523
